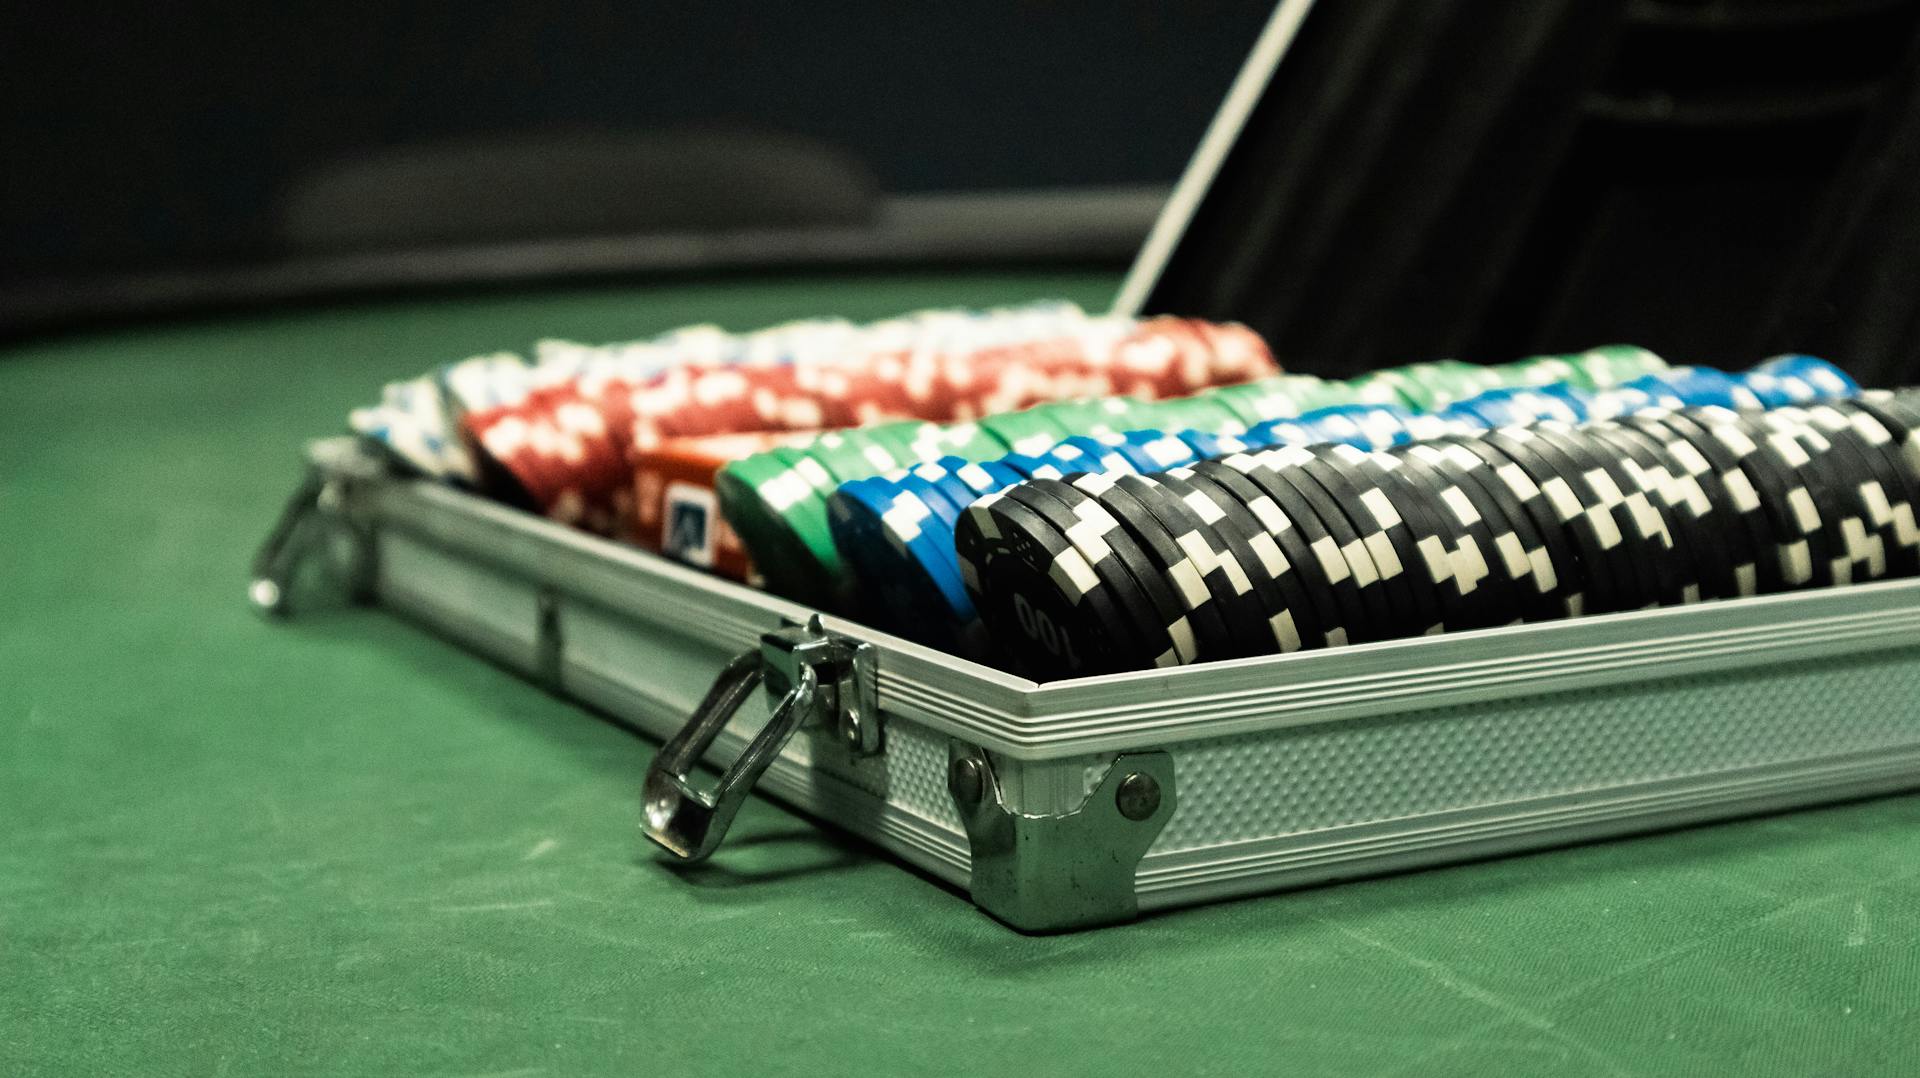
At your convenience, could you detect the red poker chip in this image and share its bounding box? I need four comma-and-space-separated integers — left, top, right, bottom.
1186, 319, 1275, 383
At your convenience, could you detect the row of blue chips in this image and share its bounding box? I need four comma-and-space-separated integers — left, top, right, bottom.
824, 355, 1859, 654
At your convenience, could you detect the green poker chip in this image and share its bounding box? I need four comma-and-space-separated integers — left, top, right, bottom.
715, 450, 843, 608
1410, 360, 1507, 408
1345, 368, 1425, 409
977, 407, 1073, 456
1138, 394, 1248, 435
913, 420, 1011, 461
1566, 345, 1668, 389
805, 428, 904, 479
1496, 354, 1588, 390
858, 420, 942, 467
1203, 375, 1350, 424
1029, 396, 1150, 438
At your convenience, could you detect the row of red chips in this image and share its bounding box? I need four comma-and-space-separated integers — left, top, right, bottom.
462, 316, 1276, 538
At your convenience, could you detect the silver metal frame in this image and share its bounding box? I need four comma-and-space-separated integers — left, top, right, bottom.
263, 439, 1920, 931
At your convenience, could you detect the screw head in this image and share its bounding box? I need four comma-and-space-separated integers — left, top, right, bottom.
842, 718, 863, 747
949, 756, 986, 806
1115, 772, 1160, 821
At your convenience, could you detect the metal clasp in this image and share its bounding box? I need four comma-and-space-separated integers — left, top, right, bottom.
641, 616, 878, 862
250, 440, 381, 617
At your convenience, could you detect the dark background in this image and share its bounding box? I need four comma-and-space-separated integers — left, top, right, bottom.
0, 2, 1269, 308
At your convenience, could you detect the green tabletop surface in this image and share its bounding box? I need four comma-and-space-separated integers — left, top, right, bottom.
4, 271, 1918, 1077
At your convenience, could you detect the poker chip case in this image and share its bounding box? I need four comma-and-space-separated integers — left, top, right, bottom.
264, 435, 1920, 930
256, 0, 1920, 930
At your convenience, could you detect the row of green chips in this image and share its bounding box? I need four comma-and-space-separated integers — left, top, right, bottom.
1340, 345, 1668, 411
717, 345, 1669, 609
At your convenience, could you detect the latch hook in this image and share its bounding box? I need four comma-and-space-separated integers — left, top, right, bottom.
641, 616, 877, 862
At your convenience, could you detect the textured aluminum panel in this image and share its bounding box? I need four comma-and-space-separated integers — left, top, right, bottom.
1151, 646, 1920, 854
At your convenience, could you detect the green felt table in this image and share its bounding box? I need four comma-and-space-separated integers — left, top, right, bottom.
4, 270, 1918, 1077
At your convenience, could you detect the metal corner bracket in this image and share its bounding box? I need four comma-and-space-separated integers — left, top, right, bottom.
641, 615, 880, 862
947, 744, 1176, 932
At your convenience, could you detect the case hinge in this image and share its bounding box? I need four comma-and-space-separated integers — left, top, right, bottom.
641, 615, 879, 862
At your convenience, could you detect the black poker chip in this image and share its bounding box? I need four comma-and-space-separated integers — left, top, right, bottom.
1838, 395, 1920, 511
1805, 404, 1910, 580
1120, 472, 1273, 660
1327, 444, 1454, 636
953, 490, 1135, 678
1874, 390, 1920, 511
1864, 390, 1920, 437
1477, 427, 1629, 615
1424, 435, 1588, 620
1347, 447, 1476, 633
1816, 400, 1920, 576
1027, 476, 1206, 666
1250, 445, 1396, 643
1754, 408, 1885, 586
1409, 438, 1567, 623
1316, 444, 1449, 636
1685, 407, 1830, 592
1189, 458, 1352, 648
1388, 441, 1536, 628
1326, 444, 1476, 633
1601, 417, 1747, 603
1627, 410, 1774, 598
1597, 420, 1730, 603
1287, 445, 1436, 637
1578, 423, 1701, 606
1000, 480, 1179, 668
1165, 468, 1324, 653
1207, 453, 1372, 647
1528, 422, 1673, 610
1067, 470, 1240, 662
1823, 399, 1920, 577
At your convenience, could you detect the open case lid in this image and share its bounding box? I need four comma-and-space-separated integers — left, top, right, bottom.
1116, 0, 1920, 390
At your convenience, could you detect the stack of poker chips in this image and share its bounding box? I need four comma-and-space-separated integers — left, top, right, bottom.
456, 309, 1273, 537
720, 347, 1668, 621
350, 301, 1155, 484
953, 378, 1904, 681
824, 355, 1865, 661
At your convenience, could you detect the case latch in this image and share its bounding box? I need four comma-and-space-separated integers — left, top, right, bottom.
641, 616, 878, 862
250, 439, 382, 617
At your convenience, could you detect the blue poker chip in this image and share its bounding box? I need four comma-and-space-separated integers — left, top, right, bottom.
1744, 354, 1859, 405
1094, 429, 1199, 474
997, 452, 1070, 480
1041, 435, 1136, 477
933, 455, 1023, 495
1623, 367, 1763, 410
1400, 411, 1487, 441
1462, 384, 1593, 424
1603, 375, 1692, 412
1291, 403, 1420, 449
894, 470, 966, 530
1175, 428, 1250, 460
827, 477, 976, 644
1436, 397, 1514, 431
1242, 417, 1319, 450
915, 455, 1020, 515
1299, 411, 1372, 448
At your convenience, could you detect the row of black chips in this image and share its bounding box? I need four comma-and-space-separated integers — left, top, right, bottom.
954, 394, 1920, 680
